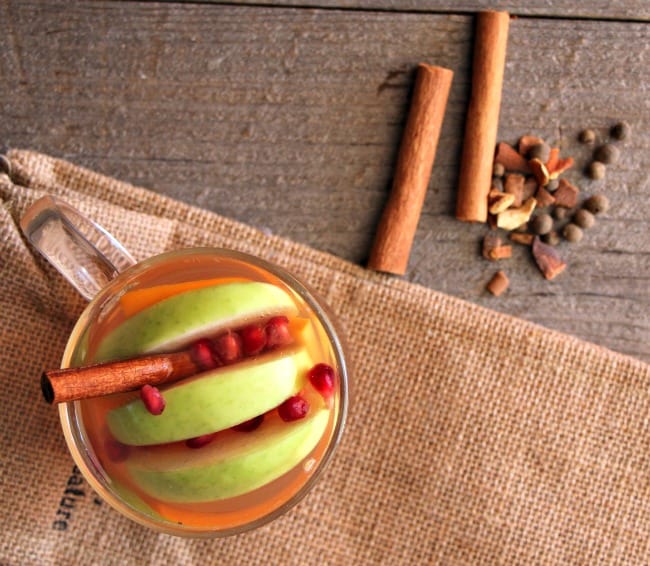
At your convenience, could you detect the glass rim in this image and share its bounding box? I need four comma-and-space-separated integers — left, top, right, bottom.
58, 246, 349, 537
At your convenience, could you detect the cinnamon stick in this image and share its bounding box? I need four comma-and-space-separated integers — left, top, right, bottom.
456, 11, 510, 223
41, 351, 199, 404
367, 63, 453, 275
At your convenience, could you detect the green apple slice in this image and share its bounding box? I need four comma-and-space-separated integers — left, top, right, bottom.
127, 409, 329, 503
107, 348, 313, 446
93, 281, 297, 363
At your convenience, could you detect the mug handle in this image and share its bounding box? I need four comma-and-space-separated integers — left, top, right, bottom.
20, 195, 136, 301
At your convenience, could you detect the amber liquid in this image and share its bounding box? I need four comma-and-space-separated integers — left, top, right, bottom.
69, 250, 341, 532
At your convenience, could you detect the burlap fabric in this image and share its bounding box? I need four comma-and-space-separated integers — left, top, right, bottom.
2, 149, 650, 565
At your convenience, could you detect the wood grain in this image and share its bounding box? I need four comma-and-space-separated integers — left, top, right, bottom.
171, 1, 650, 23
0, 1, 648, 361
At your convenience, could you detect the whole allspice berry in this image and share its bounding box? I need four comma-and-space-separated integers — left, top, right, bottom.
530, 213, 554, 235
573, 208, 595, 229
611, 121, 630, 141
594, 143, 620, 165
546, 178, 560, 192
542, 231, 561, 246
491, 176, 504, 192
528, 142, 551, 163
553, 206, 570, 221
493, 162, 506, 177
586, 161, 606, 180
563, 223, 584, 243
584, 194, 610, 215
579, 129, 597, 144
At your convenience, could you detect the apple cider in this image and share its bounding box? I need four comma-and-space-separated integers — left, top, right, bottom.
60, 248, 347, 535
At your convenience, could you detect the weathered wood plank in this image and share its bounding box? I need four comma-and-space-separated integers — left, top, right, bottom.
168, 0, 650, 22
0, 1, 648, 361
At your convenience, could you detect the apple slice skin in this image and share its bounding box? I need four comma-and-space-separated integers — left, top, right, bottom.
107, 349, 313, 446
127, 409, 329, 503
93, 281, 298, 363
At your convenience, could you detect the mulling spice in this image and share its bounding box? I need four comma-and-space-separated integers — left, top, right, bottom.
492, 162, 506, 177
611, 121, 630, 141
553, 206, 570, 221
573, 209, 595, 229
482, 124, 621, 287
578, 129, 596, 144
530, 213, 553, 236
562, 223, 584, 243
491, 176, 505, 192
528, 142, 551, 163
594, 143, 620, 165
586, 161, 606, 180
542, 231, 561, 246
584, 194, 610, 215
546, 178, 560, 192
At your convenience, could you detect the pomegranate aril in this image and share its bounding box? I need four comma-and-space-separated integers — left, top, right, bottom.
213, 331, 243, 364
240, 324, 267, 356
105, 437, 130, 462
185, 432, 218, 449
265, 316, 293, 349
190, 338, 220, 370
232, 414, 264, 432
278, 395, 310, 422
307, 363, 336, 400
140, 384, 166, 415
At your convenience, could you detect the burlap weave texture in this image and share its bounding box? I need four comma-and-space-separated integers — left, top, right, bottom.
2, 150, 650, 564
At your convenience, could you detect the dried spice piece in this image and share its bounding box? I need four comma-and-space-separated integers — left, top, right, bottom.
548, 156, 574, 179
535, 186, 556, 208
528, 142, 551, 163
532, 236, 567, 280
529, 158, 550, 187
488, 190, 515, 214
490, 245, 512, 260
492, 162, 506, 177
594, 143, 620, 165
611, 121, 630, 141
546, 178, 560, 192
545, 147, 560, 172
573, 209, 595, 229
522, 177, 538, 201
542, 231, 561, 246
509, 232, 534, 245
586, 161, 606, 180
553, 206, 570, 220
496, 197, 537, 231
579, 129, 597, 144
562, 223, 584, 243
584, 194, 609, 214
482, 233, 512, 260
486, 270, 510, 296
504, 173, 526, 207
491, 176, 505, 192
554, 178, 579, 208
518, 135, 544, 156
482, 233, 502, 258
494, 142, 532, 173
530, 213, 553, 235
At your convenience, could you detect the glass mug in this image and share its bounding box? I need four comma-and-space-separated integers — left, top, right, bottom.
21, 196, 348, 537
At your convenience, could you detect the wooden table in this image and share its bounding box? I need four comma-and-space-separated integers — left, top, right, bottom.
1, 1, 648, 362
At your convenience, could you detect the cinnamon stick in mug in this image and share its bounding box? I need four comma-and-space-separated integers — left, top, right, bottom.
41, 351, 199, 404
456, 11, 510, 223
368, 63, 453, 275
